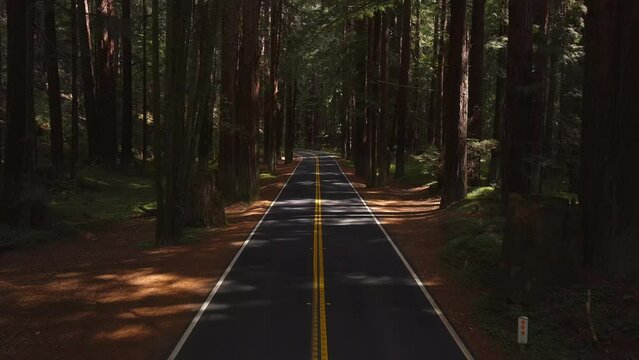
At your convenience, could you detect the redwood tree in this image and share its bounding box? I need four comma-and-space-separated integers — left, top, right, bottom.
43, 0, 64, 177
467, 0, 486, 185
580, 0, 639, 280
501, 0, 534, 203
395, 0, 411, 178
235, 0, 262, 201
121, 0, 133, 167
440, 0, 469, 208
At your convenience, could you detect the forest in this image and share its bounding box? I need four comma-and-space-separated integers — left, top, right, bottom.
0, 0, 638, 359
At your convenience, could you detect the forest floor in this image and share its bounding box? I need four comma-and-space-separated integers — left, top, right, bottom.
0, 159, 300, 360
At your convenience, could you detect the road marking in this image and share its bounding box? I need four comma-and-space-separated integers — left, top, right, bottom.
328, 155, 475, 360
167, 157, 304, 360
312, 156, 329, 360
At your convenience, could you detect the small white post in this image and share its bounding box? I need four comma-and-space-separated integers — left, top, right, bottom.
518, 316, 529, 352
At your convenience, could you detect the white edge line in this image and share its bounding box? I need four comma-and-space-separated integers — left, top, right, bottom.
167, 157, 305, 360
329, 155, 475, 360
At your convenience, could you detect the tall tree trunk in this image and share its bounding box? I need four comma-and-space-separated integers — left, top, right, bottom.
433, 0, 448, 149
532, 0, 550, 192
3, 0, 36, 225
488, 1, 506, 184
580, 0, 639, 280
235, 0, 262, 202
71, 0, 79, 178
95, 0, 118, 168
77, 0, 98, 162
121, 0, 133, 167
353, 19, 367, 178
467, 0, 486, 186
440, 0, 469, 208
156, 0, 192, 244
395, 0, 411, 178
265, 0, 282, 172
218, 0, 239, 200
378, 12, 391, 186
141, 0, 148, 162
193, 0, 220, 172
284, 79, 296, 164
43, 0, 64, 177
366, 13, 381, 187
501, 0, 534, 204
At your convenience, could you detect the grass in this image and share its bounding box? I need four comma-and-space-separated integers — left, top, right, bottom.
49, 166, 155, 230
0, 166, 155, 249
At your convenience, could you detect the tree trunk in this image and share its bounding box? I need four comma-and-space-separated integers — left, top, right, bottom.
265, 0, 282, 172
76, 0, 98, 162
121, 0, 133, 168
42, 0, 64, 178
285, 79, 296, 164
141, 0, 148, 162
218, 0, 239, 200
235, 0, 262, 202
378, 12, 391, 186
395, 0, 411, 179
3, 0, 39, 226
467, 0, 486, 186
71, 0, 79, 178
433, 0, 448, 149
353, 19, 367, 178
156, 0, 192, 245
440, 0, 469, 208
489, 0, 507, 184
531, 0, 550, 193
581, 0, 639, 280
502, 0, 534, 206
95, 0, 118, 168
366, 13, 381, 187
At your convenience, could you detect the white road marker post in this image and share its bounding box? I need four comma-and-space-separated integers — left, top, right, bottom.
518, 316, 529, 353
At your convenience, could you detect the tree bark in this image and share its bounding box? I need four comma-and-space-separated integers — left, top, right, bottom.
488, 1, 507, 184
71, 0, 79, 178
581, 0, 639, 280
3, 0, 37, 225
440, 0, 469, 208
43, 0, 64, 177
121, 0, 133, 168
433, 0, 448, 149
218, 0, 240, 200
501, 0, 534, 205
95, 0, 118, 168
467, 0, 486, 186
156, 0, 192, 244
235, 0, 262, 202
395, 0, 411, 178
378, 12, 391, 186
285, 79, 296, 164
141, 0, 148, 162
76, 0, 98, 162
265, 0, 282, 172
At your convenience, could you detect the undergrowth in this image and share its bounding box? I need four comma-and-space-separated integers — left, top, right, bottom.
441, 187, 639, 359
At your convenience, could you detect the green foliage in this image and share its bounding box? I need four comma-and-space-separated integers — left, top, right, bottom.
49, 166, 155, 230
391, 147, 441, 187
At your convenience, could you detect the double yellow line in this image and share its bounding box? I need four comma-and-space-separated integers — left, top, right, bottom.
312, 156, 329, 360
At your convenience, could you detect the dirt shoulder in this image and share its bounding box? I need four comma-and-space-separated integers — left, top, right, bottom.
0, 160, 300, 360
338, 161, 505, 360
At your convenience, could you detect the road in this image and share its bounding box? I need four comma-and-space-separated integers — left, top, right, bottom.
168, 152, 473, 360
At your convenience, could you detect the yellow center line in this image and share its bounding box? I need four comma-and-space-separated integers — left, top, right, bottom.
312, 156, 329, 360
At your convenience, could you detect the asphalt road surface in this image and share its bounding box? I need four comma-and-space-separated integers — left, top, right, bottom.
168, 152, 473, 360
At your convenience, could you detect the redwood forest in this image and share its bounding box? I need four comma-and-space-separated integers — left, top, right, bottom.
0, 0, 637, 359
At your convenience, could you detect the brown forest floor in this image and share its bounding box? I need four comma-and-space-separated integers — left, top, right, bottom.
0, 157, 504, 360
